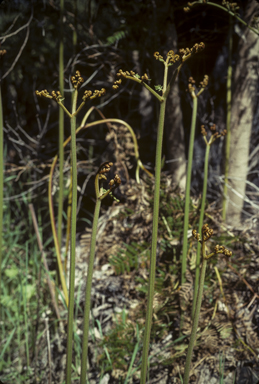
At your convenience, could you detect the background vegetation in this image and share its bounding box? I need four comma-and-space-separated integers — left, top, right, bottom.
0, 0, 259, 383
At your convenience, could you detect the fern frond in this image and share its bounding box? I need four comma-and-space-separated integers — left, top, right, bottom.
109, 241, 150, 275
106, 30, 128, 45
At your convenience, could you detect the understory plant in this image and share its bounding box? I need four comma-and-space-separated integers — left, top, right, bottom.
36, 69, 151, 383
181, 75, 209, 291
192, 124, 227, 318
183, 224, 232, 384
37, 72, 106, 383
0, 49, 6, 302
80, 162, 121, 384
35, 45, 235, 384
113, 43, 205, 383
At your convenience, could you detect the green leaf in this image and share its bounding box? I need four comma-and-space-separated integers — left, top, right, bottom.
154, 85, 163, 92
5, 267, 19, 279
23, 284, 36, 301
106, 30, 127, 45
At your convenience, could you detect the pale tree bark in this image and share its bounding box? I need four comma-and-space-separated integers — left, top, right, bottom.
164, 18, 186, 190
226, 0, 259, 226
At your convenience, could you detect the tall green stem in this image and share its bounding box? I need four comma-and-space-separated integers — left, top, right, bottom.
140, 62, 168, 384
183, 243, 207, 384
80, 192, 101, 384
192, 142, 210, 318
58, 0, 64, 248
222, 15, 233, 221
66, 90, 78, 384
183, 224, 231, 384
0, 84, 3, 304
181, 93, 197, 287
80, 161, 118, 383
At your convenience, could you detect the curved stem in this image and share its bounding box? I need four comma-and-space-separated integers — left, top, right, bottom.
189, 1, 259, 36
48, 155, 69, 306
50, 116, 144, 301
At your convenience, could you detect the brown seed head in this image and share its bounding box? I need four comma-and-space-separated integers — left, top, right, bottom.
71, 70, 84, 89
141, 73, 149, 81
82, 90, 92, 101
109, 174, 121, 189
154, 51, 163, 61
192, 229, 201, 241
214, 244, 232, 257
201, 125, 207, 136
35, 89, 53, 99
200, 75, 209, 88
202, 224, 213, 241
90, 88, 106, 99
51, 90, 63, 102
97, 161, 113, 176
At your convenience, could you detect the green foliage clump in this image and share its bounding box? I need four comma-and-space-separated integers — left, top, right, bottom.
97, 309, 142, 381
109, 241, 150, 275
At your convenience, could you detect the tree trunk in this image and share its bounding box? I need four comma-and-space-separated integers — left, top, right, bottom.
164, 16, 186, 190
226, 0, 259, 226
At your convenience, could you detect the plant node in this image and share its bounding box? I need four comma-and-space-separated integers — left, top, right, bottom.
154, 50, 181, 64
96, 162, 121, 201
201, 123, 227, 144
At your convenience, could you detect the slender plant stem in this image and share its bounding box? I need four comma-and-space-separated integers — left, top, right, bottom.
24, 242, 30, 368
183, 242, 207, 384
140, 62, 169, 384
189, 1, 259, 36
192, 142, 210, 318
80, 191, 102, 384
222, 15, 233, 221
58, 0, 64, 249
65, 182, 72, 274
0, 84, 3, 305
73, 0, 77, 51
66, 90, 78, 384
29, 204, 61, 320
181, 93, 198, 287
48, 157, 68, 306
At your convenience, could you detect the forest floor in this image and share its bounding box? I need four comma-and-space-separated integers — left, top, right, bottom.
2, 174, 259, 384
47, 175, 259, 384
